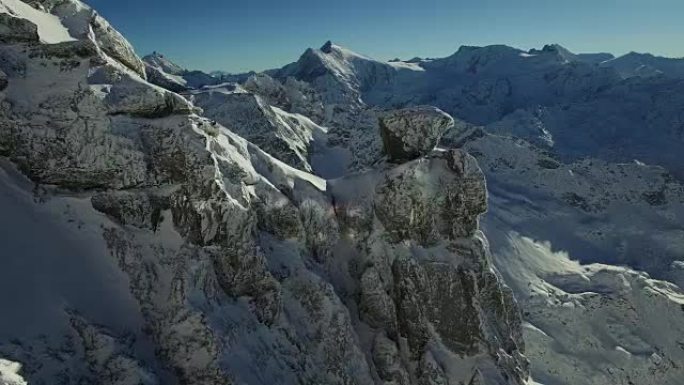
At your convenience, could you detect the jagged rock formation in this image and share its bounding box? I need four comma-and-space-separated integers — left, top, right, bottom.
328, 148, 527, 385
109, 35, 684, 385
379, 106, 454, 162
0, 2, 529, 385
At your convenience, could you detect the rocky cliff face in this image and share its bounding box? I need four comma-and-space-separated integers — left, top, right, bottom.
327, 141, 527, 385
0, 1, 529, 384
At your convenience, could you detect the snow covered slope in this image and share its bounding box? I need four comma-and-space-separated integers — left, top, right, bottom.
0, 0, 74, 44
489, 232, 684, 385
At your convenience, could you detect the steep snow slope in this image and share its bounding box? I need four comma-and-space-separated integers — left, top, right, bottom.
0, 161, 170, 384
0, 2, 529, 384
456, 132, 684, 284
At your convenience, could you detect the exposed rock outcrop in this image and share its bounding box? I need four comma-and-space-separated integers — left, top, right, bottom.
0, 68, 6, 91
330, 149, 527, 384
90, 14, 146, 78
0, 13, 39, 43
144, 62, 189, 92
379, 106, 455, 162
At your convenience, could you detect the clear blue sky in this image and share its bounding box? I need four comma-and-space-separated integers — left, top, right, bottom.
84, 0, 684, 73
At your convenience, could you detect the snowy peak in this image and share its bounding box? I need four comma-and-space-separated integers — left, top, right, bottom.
320, 39, 334, 53
272, 40, 399, 106
530, 43, 579, 62
282, 41, 386, 76
426, 44, 537, 73
527, 44, 613, 65
142, 51, 185, 75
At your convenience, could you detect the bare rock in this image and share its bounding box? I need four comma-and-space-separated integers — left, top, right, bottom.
379, 106, 454, 162
374, 149, 487, 245
90, 14, 146, 78
372, 333, 411, 385
359, 266, 398, 333
0, 13, 39, 44
93, 65, 193, 117
0, 68, 7, 91
91, 191, 168, 231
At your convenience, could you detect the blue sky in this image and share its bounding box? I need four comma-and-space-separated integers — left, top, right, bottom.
84, 0, 684, 73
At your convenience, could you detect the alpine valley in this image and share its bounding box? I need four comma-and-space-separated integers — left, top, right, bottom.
1, 1, 683, 385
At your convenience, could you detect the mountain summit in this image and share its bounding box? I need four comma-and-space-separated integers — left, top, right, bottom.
142, 51, 185, 75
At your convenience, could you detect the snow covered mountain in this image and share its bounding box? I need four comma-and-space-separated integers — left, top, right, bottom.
0, 2, 529, 385
195, 41, 684, 385
1, 1, 683, 384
